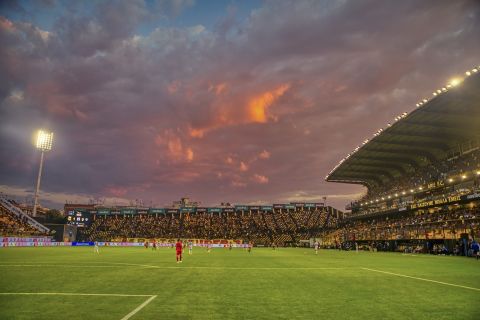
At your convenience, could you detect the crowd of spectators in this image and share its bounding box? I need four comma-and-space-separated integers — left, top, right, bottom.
321, 206, 480, 254
79, 208, 338, 245
0, 203, 45, 237
357, 148, 480, 207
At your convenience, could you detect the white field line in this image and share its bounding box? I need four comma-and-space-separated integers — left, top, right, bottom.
106, 262, 348, 270
0, 292, 153, 297
361, 267, 480, 292
0, 265, 140, 268
0, 292, 157, 320
120, 295, 157, 320
0, 262, 347, 270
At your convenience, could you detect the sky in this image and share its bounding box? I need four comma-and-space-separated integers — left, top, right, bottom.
0, 0, 479, 210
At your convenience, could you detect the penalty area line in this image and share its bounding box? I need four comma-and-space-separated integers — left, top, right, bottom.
361, 267, 480, 292
120, 295, 157, 320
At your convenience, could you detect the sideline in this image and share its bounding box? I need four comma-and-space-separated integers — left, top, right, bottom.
361, 267, 480, 292
0, 262, 348, 270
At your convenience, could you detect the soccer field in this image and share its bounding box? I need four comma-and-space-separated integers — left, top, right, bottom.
0, 247, 478, 320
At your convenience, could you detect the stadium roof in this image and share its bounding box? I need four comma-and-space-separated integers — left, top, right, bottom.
326, 66, 480, 188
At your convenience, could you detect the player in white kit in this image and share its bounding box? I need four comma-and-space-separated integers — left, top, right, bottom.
314, 241, 319, 255
188, 241, 193, 255
94, 241, 100, 254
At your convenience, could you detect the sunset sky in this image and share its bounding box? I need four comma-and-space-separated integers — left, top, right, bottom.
1, 0, 479, 210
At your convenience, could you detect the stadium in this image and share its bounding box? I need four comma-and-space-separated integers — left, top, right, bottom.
2, 67, 479, 319
1, 2, 480, 320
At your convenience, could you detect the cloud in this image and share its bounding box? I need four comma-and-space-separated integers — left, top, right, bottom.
0, 184, 131, 208
239, 161, 248, 172
252, 174, 269, 184
258, 150, 270, 159
247, 84, 290, 123
0, 0, 479, 210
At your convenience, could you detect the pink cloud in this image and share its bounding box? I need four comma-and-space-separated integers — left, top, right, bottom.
252, 174, 269, 184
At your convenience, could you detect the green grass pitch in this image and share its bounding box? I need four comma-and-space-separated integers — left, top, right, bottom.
0, 247, 479, 319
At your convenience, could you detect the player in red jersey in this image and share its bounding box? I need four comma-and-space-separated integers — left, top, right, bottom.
175, 239, 183, 263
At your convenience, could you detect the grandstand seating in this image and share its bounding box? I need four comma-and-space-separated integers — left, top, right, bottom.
78, 208, 337, 245
0, 203, 47, 236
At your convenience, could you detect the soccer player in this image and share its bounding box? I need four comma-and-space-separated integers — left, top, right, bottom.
471, 240, 479, 260
207, 242, 211, 253
188, 241, 193, 255
248, 242, 252, 253
175, 239, 183, 263
314, 241, 319, 255
94, 241, 100, 254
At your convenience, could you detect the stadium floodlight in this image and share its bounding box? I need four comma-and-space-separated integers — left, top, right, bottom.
410, 189, 414, 193
32, 130, 54, 217
448, 178, 454, 183
419, 186, 423, 191
466, 71, 471, 76
461, 175, 467, 180
476, 171, 480, 175
449, 78, 462, 87
402, 191, 406, 195
473, 68, 478, 73
36, 130, 53, 151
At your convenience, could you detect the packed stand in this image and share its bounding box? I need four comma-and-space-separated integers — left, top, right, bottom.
78, 208, 335, 246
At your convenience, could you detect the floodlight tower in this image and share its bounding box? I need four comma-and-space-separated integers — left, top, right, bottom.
32, 130, 53, 217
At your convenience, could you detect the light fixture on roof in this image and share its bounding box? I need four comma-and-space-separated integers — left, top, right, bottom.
387, 195, 391, 199
461, 174, 467, 180
437, 89, 442, 94
477, 171, 480, 175
395, 193, 398, 197
419, 186, 423, 191
433, 92, 437, 96
422, 99, 427, 103
402, 191, 406, 195
442, 87, 447, 92
410, 189, 414, 193
473, 68, 478, 73
449, 78, 462, 87
415, 103, 420, 107
466, 71, 471, 76
448, 178, 453, 183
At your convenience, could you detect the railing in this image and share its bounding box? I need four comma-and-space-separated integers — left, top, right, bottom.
0, 198, 50, 233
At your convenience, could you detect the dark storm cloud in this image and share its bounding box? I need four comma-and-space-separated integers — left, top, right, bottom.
1, 0, 479, 209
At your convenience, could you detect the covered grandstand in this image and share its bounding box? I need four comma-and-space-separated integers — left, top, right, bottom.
326, 67, 480, 188
326, 66, 480, 215
323, 66, 480, 253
